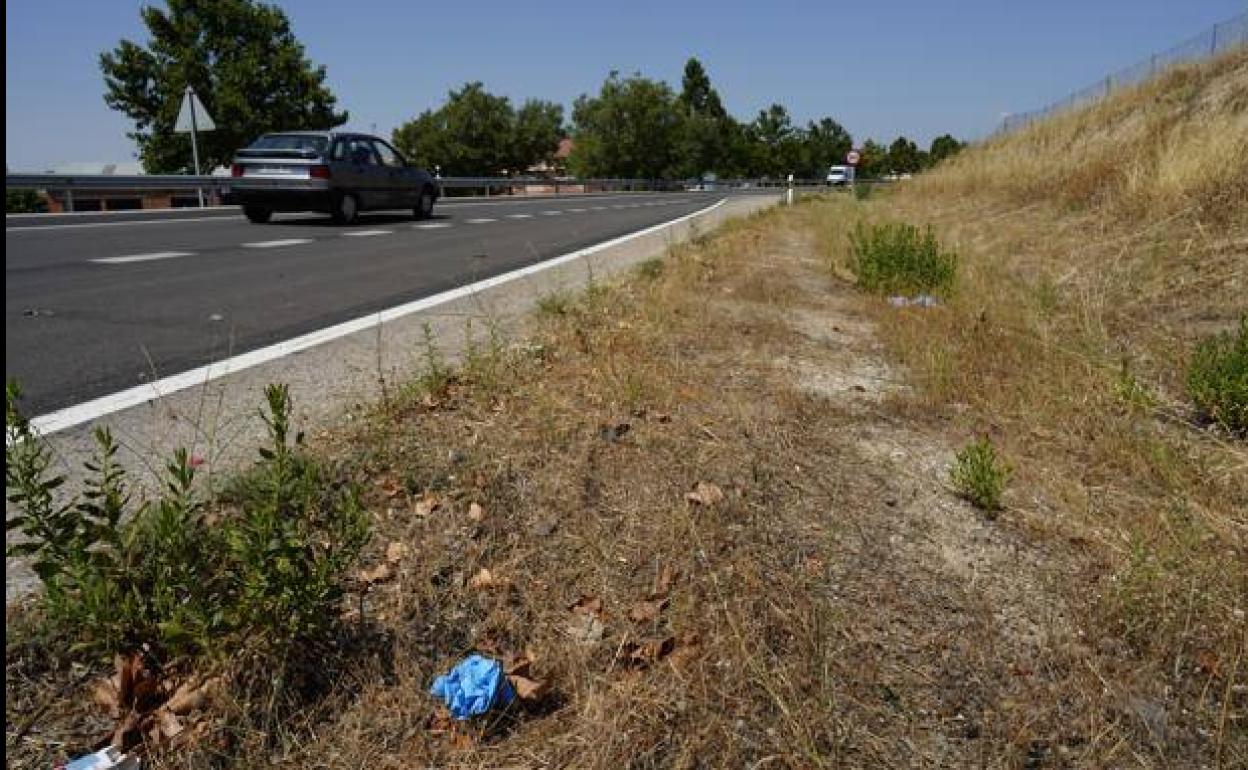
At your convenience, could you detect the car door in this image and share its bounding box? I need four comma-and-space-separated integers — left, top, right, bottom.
340, 136, 385, 209
370, 138, 414, 209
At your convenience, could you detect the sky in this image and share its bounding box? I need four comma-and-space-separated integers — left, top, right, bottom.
5, 1, 1245, 171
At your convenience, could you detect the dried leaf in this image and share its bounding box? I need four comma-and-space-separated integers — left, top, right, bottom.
166, 676, 218, 715
385, 541, 410, 563
507, 674, 548, 701
156, 708, 184, 740
468, 502, 485, 522
468, 568, 507, 590
358, 563, 394, 584
685, 481, 724, 507
414, 495, 440, 517
628, 598, 669, 624
91, 677, 121, 719
654, 564, 678, 597
569, 595, 604, 617
621, 636, 677, 667
375, 476, 404, 499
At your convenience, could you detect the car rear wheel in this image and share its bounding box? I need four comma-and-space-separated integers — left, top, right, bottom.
243, 205, 272, 224
414, 187, 435, 220
331, 192, 359, 225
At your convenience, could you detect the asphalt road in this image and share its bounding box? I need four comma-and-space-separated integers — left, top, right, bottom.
6, 192, 725, 415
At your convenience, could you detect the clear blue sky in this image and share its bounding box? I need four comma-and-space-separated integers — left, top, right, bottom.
5, 1, 1245, 170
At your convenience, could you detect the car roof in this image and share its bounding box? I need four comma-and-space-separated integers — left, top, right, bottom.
260, 130, 383, 141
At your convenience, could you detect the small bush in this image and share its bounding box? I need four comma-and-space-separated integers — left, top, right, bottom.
853, 183, 873, 201
849, 221, 957, 296
536, 289, 574, 318
5, 380, 368, 662
636, 257, 665, 280
950, 437, 1012, 514
1187, 318, 1247, 435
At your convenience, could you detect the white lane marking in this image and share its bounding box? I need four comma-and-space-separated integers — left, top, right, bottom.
592, 206, 608, 211
465, 218, 497, 224
32, 197, 729, 435
541, 210, 563, 216
91, 251, 194, 265
6, 195, 686, 232
341, 230, 393, 237
567, 208, 587, 213
242, 238, 313, 249
507, 213, 533, 219
415, 222, 452, 229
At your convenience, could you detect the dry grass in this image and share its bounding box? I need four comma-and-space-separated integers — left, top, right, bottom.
815, 47, 1248, 766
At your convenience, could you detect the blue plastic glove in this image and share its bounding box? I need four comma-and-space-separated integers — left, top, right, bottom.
430, 654, 516, 720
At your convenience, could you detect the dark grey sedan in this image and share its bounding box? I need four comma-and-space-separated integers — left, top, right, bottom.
226, 131, 439, 224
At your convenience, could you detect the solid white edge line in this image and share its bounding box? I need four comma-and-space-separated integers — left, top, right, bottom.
91, 251, 194, 265
31, 197, 729, 435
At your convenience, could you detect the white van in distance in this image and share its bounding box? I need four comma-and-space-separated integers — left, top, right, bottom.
826, 165, 855, 186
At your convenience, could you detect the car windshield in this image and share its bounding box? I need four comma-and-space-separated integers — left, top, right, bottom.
248, 134, 329, 154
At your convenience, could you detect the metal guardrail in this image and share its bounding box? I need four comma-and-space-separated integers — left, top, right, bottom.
6, 173, 861, 212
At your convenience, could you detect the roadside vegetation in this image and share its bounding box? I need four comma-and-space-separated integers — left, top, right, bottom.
7, 48, 1245, 769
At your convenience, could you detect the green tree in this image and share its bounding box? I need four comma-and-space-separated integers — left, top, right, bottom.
886, 136, 922, 174
799, 117, 853, 178
928, 133, 965, 165
392, 82, 517, 176
100, 0, 346, 174
7, 189, 44, 214
672, 58, 735, 179
752, 104, 806, 177
513, 99, 566, 172
856, 139, 888, 178
569, 72, 681, 178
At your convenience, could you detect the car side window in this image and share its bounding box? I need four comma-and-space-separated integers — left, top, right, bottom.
348, 138, 379, 165
371, 140, 405, 168
330, 139, 349, 161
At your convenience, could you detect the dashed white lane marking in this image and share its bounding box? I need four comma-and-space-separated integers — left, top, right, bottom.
91, 251, 194, 265
465, 218, 497, 224
341, 230, 393, 237
592, 206, 608, 211
567, 208, 587, 213
415, 222, 452, 229
507, 213, 533, 219
541, 210, 563, 216
242, 238, 313, 249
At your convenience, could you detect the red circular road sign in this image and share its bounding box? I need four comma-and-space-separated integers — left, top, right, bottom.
846, 150, 861, 165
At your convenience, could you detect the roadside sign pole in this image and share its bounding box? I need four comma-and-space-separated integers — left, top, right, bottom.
188, 87, 204, 208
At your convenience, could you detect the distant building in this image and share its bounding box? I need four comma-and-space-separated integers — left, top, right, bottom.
37, 162, 223, 212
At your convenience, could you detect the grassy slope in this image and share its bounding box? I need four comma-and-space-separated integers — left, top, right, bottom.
819, 49, 1247, 765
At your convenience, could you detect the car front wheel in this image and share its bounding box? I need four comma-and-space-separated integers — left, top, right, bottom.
243, 205, 272, 224
414, 187, 435, 220
331, 192, 359, 225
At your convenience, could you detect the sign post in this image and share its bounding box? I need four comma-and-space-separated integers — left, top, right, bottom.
174, 86, 216, 207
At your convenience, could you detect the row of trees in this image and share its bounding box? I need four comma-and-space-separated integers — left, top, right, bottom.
99, 1, 963, 179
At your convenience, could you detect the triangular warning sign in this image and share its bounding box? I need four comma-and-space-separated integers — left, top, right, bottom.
175, 88, 216, 132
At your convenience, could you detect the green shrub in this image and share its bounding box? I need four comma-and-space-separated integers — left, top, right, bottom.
5, 380, 368, 662
1187, 318, 1247, 435
849, 221, 957, 295
853, 183, 873, 201
636, 258, 665, 280
950, 437, 1012, 514
536, 289, 574, 318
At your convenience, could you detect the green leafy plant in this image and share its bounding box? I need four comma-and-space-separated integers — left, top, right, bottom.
536, 289, 574, 318
950, 437, 1012, 514
852, 182, 873, 201
416, 322, 453, 395
636, 258, 665, 280
1187, 318, 1247, 435
6, 381, 368, 662
849, 221, 957, 296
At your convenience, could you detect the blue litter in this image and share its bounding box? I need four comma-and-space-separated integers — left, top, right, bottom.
430, 654, 515, 720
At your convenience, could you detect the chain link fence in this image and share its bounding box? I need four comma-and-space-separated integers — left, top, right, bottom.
1000, 12, 1248, 133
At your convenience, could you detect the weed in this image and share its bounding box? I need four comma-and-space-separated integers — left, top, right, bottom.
1187, 317, 1247, 435
853, 183, 873, 201
949, 437, 1012, 514
849, 220, 957, 296
636, 257, 665, 280
415, 322, 453, 394
536, 288, 574, 318
1114, 360, 1157, 413
5, 381, 368, 662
